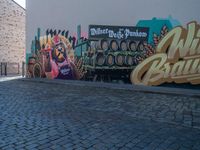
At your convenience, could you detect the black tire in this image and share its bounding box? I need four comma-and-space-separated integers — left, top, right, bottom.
129, 41, 137, 51
125, 55, 134, 66
110, 40, 119, 51
106, 54, 115, 66
133, 54, 143, 65
137, 42, 145, 51
96, 53, 105, 66
100, 39, 109, 51
115, 54, 125, 66
120, 40, 128, 51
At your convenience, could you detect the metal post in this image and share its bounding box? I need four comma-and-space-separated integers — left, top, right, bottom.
0, 62, 2, 76
4, 62, 7, 76
22, 61, 25, 77
18, 63, 20, 74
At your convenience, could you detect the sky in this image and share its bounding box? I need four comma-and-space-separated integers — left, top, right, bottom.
14, 0, 26, 8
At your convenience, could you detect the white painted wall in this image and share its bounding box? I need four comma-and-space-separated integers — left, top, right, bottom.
26, 0, 200, 53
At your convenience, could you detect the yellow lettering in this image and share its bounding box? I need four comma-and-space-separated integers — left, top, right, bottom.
171, 61, 185, 77
131, 54, 167, 86
183, 59, 193, 75
190, 58, 200, 74
131, 21, 200, 86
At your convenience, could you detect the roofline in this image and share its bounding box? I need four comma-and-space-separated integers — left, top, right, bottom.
11, 0, 26, 11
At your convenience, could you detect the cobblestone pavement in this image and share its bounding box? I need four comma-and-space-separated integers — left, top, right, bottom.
0, 80, 200, 150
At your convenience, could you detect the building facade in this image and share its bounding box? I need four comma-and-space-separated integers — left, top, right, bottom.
26, 0, 200, 53
26, 0, 200, 86
0, 0, 25, 74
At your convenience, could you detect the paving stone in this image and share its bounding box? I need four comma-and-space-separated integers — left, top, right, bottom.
0, 80, 199, 149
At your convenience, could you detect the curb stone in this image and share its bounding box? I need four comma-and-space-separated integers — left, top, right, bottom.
19, 78, 200, 98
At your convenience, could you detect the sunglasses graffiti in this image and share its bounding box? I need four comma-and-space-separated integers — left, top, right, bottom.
131, 21, 200, 86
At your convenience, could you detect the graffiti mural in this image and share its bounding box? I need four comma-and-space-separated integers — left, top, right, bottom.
27, 17, 200, 87
27, 29, 86, 79
131, 21, 200, 86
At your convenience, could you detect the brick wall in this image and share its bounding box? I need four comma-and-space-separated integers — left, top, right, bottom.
0, 0, 25, 74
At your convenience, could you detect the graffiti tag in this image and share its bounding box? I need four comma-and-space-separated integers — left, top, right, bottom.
131, 21, 200, 86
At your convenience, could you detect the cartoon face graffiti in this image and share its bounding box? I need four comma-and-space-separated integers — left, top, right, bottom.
52, 36, 67, 63
40, 34, 81, 80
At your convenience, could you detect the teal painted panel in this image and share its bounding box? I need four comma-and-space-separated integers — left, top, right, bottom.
75, 39, 87, 57
136, 17, 180, 45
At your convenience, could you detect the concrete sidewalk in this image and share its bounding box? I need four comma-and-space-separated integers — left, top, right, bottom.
20, 78, 200, 98
0, 75, 23, 82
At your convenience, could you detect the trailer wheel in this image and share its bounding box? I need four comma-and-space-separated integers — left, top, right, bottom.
33, 63, 43, 78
